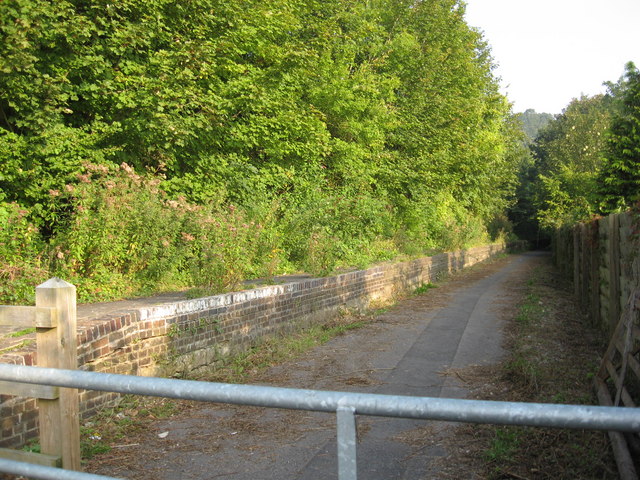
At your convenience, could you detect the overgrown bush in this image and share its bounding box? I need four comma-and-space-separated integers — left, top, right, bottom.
394, 191, 490, 255
48, 164, 280, 302
1, 182, 497, 305
0, 201, 47, 303
0, 0, 520, 304
0, 161, 497, 305
281, 189, 398, 274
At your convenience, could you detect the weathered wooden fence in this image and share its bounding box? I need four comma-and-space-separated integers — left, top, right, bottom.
554, 211, 639, 335
0, 278, 81, 471
554, 210, 640, 479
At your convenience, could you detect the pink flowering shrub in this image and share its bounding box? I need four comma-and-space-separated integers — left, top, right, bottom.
49, 164, 280, 302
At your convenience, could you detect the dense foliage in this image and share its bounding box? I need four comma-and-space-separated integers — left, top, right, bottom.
532, 95, 612, 229
599, 62, 640, 212
0, 0, 522, 303
511, 62, 640, 238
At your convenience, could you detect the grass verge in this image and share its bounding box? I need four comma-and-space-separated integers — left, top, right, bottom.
200, 309, 372, 384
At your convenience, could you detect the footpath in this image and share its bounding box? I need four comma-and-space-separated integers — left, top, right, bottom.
86, 252, 542, 479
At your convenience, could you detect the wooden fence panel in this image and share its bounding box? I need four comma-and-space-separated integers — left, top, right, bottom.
556, 211, 639, 479
580, 224, 588, 306
620, 213, 636, 313
589, 220, 601, 327
556, 211, 638, 337
599, 217, 611, 332
574, 226, 581, 299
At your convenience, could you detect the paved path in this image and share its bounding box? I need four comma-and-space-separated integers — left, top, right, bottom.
88, 252, 543, 480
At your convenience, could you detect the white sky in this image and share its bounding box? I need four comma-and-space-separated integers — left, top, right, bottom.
463, 0, 640, 114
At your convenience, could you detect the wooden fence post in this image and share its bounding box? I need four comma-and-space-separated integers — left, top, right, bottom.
609, 214, 621, 332
35, 278, 81, 471
589, 220, 601, 327
573, 226, 581, 295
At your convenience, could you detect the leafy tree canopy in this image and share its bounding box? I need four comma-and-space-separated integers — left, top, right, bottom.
598, 62, 640, 212
524, 95, 611, 230
0, 0, 523, 303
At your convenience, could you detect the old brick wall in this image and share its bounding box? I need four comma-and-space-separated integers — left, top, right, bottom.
0, 243, 504, 448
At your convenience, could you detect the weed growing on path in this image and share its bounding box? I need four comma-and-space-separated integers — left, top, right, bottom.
79, 396, 183, 465
413, 282, 437, 295
484, 428, 520, 464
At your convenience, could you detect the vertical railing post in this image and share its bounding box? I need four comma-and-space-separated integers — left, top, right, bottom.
336, 406, 357, 480
35, 278, 81, 471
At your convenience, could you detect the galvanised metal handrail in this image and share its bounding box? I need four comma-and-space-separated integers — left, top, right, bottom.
1, 363, 639, 480
0, 458, 120, 480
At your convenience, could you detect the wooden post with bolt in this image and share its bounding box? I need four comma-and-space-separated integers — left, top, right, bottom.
35, 278, 81, 471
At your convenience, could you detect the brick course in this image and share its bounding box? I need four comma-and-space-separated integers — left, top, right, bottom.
0, 243, 504, 448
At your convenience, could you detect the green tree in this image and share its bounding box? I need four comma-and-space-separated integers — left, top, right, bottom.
598, 62, 640, 212
375, 0, 517, 222
532, 95, 611, 228
0, 0, 524, 303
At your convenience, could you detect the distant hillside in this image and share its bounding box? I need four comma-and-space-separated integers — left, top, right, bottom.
520, 109, 555, 142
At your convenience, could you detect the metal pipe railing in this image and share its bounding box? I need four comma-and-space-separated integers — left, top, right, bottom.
1, 364, 638, 431
0, 458, 122, 480
1, 363, 639, 480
